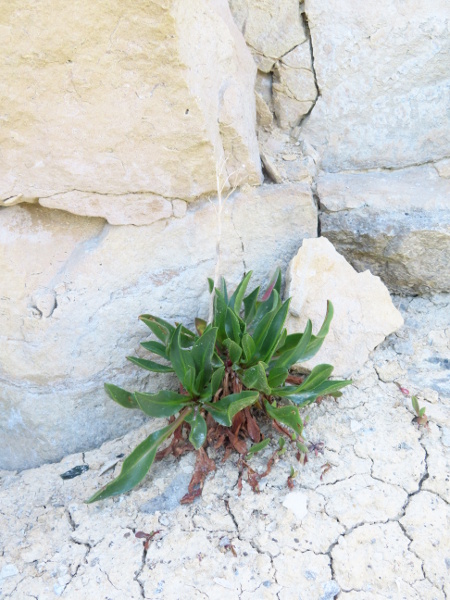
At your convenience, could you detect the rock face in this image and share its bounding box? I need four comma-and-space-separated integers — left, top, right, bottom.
318, 167, 450, 294
272, 42, 317, 129
0, 0, 262, 223
300, 0, 450, 171
0, 184, 317, 470
228, 0, 307, 72
285, 237, 404, 377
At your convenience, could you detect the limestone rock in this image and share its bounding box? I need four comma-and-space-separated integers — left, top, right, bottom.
273, 42, 318, 129
286, 237, 404, 377
0, 183, 317, 470
40, 192, 173, 226
228, 0, 307, 72
332, 522, 423, 594
0, 0, 262, 223
401, 491, 450, 595
318, 167, 450, 294
300, 0, 450, 170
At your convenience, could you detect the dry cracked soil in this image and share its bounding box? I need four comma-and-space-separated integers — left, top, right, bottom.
0, 295, 449, 600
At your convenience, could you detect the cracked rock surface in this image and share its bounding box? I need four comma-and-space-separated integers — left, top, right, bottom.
0, 295, 448, 599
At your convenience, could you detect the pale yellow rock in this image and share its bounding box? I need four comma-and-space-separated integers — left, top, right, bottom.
40, 191, 173, 225
273, 42, 317, 129
0, 0, 262, 222
229, 0, 307, 72
301, 0, 450, 170
286, 237, 404, 377
435, 158, 450, 178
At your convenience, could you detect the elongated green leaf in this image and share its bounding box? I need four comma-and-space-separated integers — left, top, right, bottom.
127, 356, 174, 373
274, 319, 313, 370
140, 341, 168, 359
261, 267, 281, 302
287, 379, 352, 407
208, 278, 214, 294
248, 288, 279, 334
242, 333, 256, 363
185, 410, 207, 449
264, 400, 303, 436
296, 364, 334, 392
105, 383, 139, 409
225, 307, 241, 343
275, 328, 287, 353
219, 277, 228, 304
135, 391, 193, 417
258, 298, 291, 363
192, 327, 218, 390
247, 437, 271, 457
168, 325, 191, 384
300, 301, 334, 362
229, 271, 253, 314
243, 286, 260, 324
211, 366, 225, 396
240, 362, 271, 394
86, 409, 192, 503
224, 338, 242, 364
139, 315, 174, 344
203, 391, 259, 426
213, 289, 228, 342
267, 367, 289, 388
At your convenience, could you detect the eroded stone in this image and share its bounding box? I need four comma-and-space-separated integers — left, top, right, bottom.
286, 237, 404, 377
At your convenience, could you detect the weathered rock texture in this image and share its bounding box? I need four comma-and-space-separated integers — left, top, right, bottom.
0, 295, 448, 599
286, 237, 404, 377
0, 0, 262, 223
0, 184, 317, 470
318, 167, 450, 294
300, 0, 450, 171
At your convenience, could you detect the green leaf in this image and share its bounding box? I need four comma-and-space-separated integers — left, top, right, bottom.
249, 289, 279, 334
225, 307, 241, 343
297, 364, 335, 392
264, 400, 303, 436
228, 271, 253, 314
192, 327, 218, 387
267, 367, 289, 388
246, 437, 271, 458
135, 391, 193, 417
273, 319, 313, 370
301, 301, 334, 362
220, 277, 228, 304
419, 407, 426, 417
213, 289, 228, 342
168, 325, 193, 385
257, 298, 291, 363
224, 338, 242, 364
185, 410, 207, 449
140, 340, 168, 359
127, 356, 174, 373
286, 379, 352, 407
86, 409, 192, 503
261, 267, 282, 301
243, 286, 260, 324
211, 366, 225, 396
203, 391, 259, 426
240, 362, 271, 394
252, 290, 279, 347
411, 395, 420, 415
139, 314, 174, 344
241, 333, 256, 363
207, 278, 214, 294
104, 383, 139, 409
